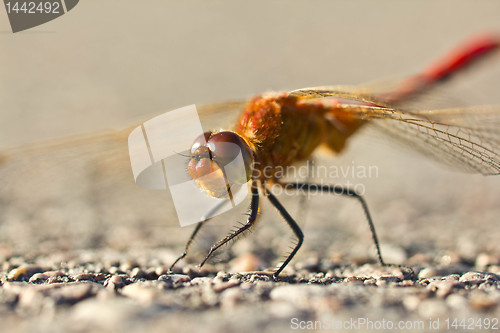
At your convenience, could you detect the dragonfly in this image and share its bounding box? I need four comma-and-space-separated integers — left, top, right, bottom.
167, 33, 500, 278
2, 33, 500, 278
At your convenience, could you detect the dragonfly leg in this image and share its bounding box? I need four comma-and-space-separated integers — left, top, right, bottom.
199, 181, 259, 268
169, 190, 235, 273
281, 182, 386, 266
168, 222, 205, 273
263, 184, 304, 280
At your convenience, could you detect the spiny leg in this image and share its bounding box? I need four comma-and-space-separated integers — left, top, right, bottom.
286, 183, 415, 279
168, 222, 204, 273
263, 185, 304, 279
168, 193, 233, 273
282, 182, 386, 265
199, 180, 259, 268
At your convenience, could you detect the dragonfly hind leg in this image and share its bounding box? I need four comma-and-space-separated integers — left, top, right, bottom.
279, 182, 415, 279
280, 182, 386, 266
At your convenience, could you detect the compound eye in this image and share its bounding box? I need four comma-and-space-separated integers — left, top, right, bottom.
207, 132, 247, 166
190, 131, 212, 155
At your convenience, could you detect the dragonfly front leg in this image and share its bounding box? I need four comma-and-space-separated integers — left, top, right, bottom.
169, 188, 236, 273
168, 222, 205, 273
199, 180, 259, 268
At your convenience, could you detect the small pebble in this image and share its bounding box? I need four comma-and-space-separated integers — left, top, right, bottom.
427, 280, 460, 298
400, 280, 415, 287
7, 265, 46, 281
29, 273, 49, 283
345, 277, 364, 285
155, 266, 169, 276
130, 267, 146, 279
459, 272, 487, 283
248, 274, 270, 283
229, 253, 263, 273
418, 267, 438, 279
189, 277, 213, 286
119, 261, 138, 272
376, 276, 401, 286
214, 271, 231, 282
73, 273, 95, 281
108, 266, 126, 275
94, 273, 107, 282
488, 265, 500, 275
29, 270, 65, 283
440, 253, 461, 266
364, 278, 377, 286
442, 274, 461, 281
475, 253, 498, 270
157, 274, 190, 288
104, 275, 125, 290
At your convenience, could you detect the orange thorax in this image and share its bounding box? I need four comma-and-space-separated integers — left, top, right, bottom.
235, 93, 365, 180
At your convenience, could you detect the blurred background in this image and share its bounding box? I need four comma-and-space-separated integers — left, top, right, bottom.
1, 0, 500, 272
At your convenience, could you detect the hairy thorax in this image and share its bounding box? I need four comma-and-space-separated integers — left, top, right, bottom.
234, 93, 366, 181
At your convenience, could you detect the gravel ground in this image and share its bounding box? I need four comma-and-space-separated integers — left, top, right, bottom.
1, 127, 499, 333
2, 2, 500, 332
0, 249, 499, 332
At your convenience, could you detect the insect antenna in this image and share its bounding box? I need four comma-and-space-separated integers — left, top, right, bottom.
173, 150, 193, 158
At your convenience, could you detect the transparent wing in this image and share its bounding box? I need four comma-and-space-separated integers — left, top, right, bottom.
365, 106, 500, 175
290, 85, 500, 175
0, 99, 250, 248
0, 99, 249, 163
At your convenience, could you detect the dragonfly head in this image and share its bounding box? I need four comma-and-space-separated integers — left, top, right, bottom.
188, 131, 254, 198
